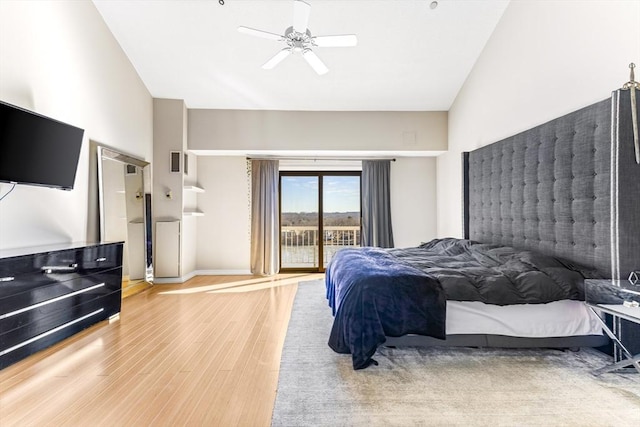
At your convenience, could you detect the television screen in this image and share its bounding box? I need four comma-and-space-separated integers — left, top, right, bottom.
0, 101, 84, 190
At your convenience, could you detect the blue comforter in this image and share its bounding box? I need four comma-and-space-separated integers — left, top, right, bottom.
326, 247, 446, 370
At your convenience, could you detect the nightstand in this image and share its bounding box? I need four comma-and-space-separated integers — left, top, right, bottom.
584, 279, 640, 375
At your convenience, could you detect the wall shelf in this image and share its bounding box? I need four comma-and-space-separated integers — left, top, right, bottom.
183, 210, 205, 217
183, 185, 205, 193
184, 186, 204, 217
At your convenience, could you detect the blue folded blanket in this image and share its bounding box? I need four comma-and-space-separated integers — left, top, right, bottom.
326, 247, 446, 370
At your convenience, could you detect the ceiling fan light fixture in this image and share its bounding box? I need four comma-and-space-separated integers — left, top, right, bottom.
238, 0, 356, 75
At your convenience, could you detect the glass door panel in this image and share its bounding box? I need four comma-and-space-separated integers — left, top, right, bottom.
280, 176, 319, 269
322, 176, 361, 268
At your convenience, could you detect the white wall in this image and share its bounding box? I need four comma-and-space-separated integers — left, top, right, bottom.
152, 99, 185, 222
391, 158, 438, 248
152, 98, 185, 282
189, 110, 447, 153
437, 0, 640, 238
195, 156, 251, 273
0, 1, 152, 250
152, 98, 203, 281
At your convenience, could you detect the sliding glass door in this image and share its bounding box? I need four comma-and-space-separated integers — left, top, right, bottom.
321, 175, 361, 269
280, 175, 320, 270
280, 172, 361, 272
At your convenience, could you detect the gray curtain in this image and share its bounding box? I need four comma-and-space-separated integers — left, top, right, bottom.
250, 160, 280, 275
361, 160, 394, 248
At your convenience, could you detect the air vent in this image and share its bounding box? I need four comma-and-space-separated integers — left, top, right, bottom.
170, 151, 181, 173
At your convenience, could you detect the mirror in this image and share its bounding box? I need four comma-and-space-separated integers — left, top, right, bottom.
97, 146, 152, 294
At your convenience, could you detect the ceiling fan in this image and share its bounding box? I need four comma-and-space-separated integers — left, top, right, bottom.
238, 0, 358, 75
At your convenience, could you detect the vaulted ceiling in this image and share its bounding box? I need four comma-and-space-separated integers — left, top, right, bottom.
93, 0, 509, 111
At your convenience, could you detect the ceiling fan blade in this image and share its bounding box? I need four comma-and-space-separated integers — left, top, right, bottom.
313, 34, 358, 47
262, 49, 292, 69
302, 49, 328, 75
293, 0, 311, 33
238, 26, 283, 41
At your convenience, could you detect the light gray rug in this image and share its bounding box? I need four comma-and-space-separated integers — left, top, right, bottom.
272, 280, 640, 427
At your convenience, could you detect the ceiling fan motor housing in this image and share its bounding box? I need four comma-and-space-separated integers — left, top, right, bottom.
284, 27, 314, 52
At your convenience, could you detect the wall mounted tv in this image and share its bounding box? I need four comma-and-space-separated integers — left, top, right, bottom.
0, 101, 84, 191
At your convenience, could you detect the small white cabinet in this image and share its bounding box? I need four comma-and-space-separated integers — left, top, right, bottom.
155, 221, 181, 278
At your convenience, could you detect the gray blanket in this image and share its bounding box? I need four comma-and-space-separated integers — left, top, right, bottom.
387, 238, 599, 305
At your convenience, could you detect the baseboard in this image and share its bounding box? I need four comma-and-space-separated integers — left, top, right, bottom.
152, 277, 184, 284
193, 269, 253, 276
153, 269, 253, 284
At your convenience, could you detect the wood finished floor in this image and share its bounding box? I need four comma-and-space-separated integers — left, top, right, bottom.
0, 273, 323, 426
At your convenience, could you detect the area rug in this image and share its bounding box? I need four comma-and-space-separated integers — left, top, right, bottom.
272, 279, 640, 427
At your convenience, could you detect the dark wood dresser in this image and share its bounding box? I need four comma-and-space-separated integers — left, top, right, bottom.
0, 242, 123, 369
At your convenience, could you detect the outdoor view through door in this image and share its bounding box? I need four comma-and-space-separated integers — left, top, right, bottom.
280, 172, 361, 272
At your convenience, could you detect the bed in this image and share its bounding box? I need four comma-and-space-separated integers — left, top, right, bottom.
326, 88, 640, 370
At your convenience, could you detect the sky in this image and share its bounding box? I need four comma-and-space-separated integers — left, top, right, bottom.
281, 176, 360, 213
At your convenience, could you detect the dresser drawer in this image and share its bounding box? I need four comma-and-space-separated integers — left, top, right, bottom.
0, 290, 120, 351
0, 277, 120, 331
0, 291, 120, 369
0, 267, 122, 313
0, 243, 122, 286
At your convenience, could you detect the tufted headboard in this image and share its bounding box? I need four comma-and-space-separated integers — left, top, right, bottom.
463, 90, 640, 280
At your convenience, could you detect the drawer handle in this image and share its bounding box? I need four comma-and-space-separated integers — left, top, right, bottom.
96, 257, 107, 262
41, 263, 78, 274
0, 276, 15, 282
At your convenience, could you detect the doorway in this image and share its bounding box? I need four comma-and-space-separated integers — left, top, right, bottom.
279, 172, 361, 272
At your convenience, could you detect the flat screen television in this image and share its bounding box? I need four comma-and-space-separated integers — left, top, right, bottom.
0, 101, 84, 190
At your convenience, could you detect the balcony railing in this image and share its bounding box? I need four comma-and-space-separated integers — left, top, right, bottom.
281, 225, 360, 268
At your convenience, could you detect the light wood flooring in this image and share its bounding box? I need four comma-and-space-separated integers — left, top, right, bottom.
0, 273, 323, 426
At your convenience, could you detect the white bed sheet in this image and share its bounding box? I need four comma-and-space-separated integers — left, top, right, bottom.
446, 300, 603, 337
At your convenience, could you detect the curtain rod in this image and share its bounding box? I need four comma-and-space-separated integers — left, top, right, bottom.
246, 156, 396, 161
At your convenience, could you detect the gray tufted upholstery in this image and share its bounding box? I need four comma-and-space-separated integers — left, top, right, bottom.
465, 90, 640, 280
